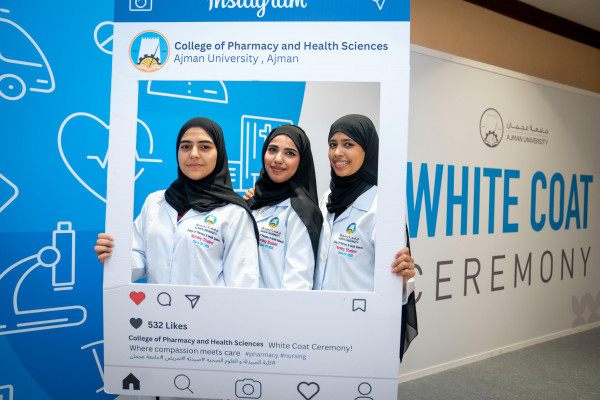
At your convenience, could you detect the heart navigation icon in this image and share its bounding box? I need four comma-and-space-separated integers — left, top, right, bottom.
297, 382, 320, 400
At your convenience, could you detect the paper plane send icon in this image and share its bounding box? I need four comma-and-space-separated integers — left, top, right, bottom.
185, 295, 200, 309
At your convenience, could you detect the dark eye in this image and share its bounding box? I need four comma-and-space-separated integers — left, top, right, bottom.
328, 142, 336, 148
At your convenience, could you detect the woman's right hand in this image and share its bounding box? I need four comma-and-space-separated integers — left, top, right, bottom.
94, 233, 114, 264
242, 187, 255, 200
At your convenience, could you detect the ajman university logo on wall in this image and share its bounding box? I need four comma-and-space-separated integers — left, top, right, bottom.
129, 30, 170, 72
479, 108, 504, 148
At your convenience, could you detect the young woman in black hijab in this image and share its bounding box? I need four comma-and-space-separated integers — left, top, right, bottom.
95, 117, 259, 288
246, 125, 323, 289
312, 114, 418, 360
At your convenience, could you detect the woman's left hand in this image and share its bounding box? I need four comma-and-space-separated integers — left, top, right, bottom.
391, 247, 415, 290
242, 187, 255, 200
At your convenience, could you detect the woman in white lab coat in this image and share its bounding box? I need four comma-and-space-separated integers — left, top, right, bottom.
245, 125, 322, 289
313, 114, 418, 360
95, 117, 259, 288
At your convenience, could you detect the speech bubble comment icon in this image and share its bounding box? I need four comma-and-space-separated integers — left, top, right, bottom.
297, 382, 319, 400
157, 292, 172, 306
352, 299, 367, 312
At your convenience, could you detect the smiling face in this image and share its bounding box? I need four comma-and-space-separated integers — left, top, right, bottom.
177, 127, 218, 180
263, 134, 300, 183
328, 131, 366, 177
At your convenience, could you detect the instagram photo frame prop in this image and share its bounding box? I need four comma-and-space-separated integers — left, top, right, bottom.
103, 1, 411, 398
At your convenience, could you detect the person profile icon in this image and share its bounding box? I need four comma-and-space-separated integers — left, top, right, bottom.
354, 382, 373, 399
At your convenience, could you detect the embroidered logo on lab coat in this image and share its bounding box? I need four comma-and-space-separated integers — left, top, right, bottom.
268, 217, 280, 228
335, 223, 363, 258
259, 218, 283, 250
204, 215, 217, 225
346, 223, 357, 234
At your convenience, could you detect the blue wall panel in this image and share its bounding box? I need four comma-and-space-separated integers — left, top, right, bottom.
0, 2, 306, 398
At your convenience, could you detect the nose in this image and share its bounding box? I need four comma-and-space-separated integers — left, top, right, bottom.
274, 151, 283, 163
191, 145, 200, 157
334, 146, 343, 157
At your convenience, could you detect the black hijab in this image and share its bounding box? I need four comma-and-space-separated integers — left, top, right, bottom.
326, 114, 379, 215
247, 125, 323, 260
164, 117, 258, 239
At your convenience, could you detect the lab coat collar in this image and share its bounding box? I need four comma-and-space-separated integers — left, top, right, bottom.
254, 198, 291, 221
161, 195, 204, 227
328, 186, 376, 223
351, 185, 377, 212
162, 197, 179, 228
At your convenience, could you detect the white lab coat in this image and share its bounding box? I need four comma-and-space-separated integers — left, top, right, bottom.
252, 198, 314, 289
313, 186, 415, 302
313, 186, 377, 292
131, 190, 259, 288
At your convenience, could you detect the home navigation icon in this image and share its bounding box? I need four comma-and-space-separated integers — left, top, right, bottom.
123, 373, 141, 390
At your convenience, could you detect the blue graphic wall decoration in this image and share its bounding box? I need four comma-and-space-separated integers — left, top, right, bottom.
1, 2, 115, 399
0, 2, 306, 399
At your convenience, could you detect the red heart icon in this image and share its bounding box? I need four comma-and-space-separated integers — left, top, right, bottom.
129, 291, 146, 305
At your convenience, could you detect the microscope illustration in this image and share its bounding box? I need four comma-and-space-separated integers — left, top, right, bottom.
0, 222, 86, 335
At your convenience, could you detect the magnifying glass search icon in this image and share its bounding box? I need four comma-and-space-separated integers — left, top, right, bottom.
174, 374, 193, 393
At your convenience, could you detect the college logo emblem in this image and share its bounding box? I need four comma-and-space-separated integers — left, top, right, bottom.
204, 215, 217, 225
346, 223, 357, 234
129, 30, 169, 72
479, 108, 504, 148
268, 217, 279, 228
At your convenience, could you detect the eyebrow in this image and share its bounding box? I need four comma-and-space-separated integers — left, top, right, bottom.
329, 138, 355, 143
180, 139, 214, 144
268, 144, 298, 153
